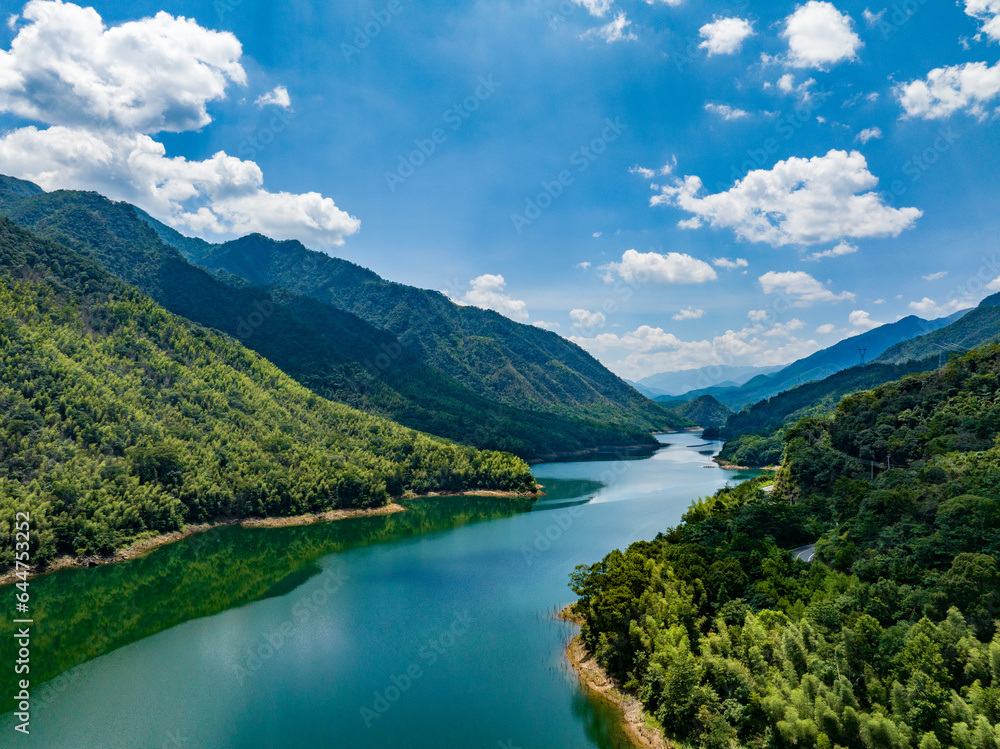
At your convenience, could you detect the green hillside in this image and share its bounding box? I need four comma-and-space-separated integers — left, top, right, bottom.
0, 177, 685, 459
672, 395, 733, 429
0, 217, 535, 571
570, 344, 1000, 748
875, 295, 1000, 365
712, 357, 940, 466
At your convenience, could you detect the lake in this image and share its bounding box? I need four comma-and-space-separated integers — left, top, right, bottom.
1, 433, 756, 748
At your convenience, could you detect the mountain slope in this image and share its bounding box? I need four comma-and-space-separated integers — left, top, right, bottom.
0, 177, 685, 458
0, 217, 535, 570
638, 364, 782, 397
672, 395, 733, 429
874, 292, 1000, 365
161, 229, 675, 427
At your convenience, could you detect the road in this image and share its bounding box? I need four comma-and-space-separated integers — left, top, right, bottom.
790, 544, 816, 562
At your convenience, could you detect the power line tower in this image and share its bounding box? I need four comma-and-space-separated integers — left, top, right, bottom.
858, 347, 867, 367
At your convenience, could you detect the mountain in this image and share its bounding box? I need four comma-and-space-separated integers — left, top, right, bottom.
0, 216, 534, 571
570, 343, 1000, 748
674, 313, 965, 409
637, 364, 782, 397
711, 356, 940, 466
672, 395, 733, 429
874, 292, 1000, 365
0, 176, 687, 459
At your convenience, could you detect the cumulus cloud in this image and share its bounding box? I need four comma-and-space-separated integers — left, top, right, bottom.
698, 17, 755, 56
816, 323, 838, 334
672, 307, 705, 321
569, 320, 819, 379
0, 1, 359, 249
651, 150, 921, 247
897, 60, 1000, 119
923, 271, 948, 281
450, 274, 529, 320
964, 0, 1000, 41
601, 249, 717, 284
908, 297, 971, 317
575, 261, 592, 270
848, 309, 883, 330
759, 270, 855, 306
856, 126, 883, 143
532, 320, 561, 331
782, 1, 862, 70
255, 85, 291, 109
704, 103, 749, 120
572, 0, 613, 17
806, 241, 858, 261
747, 309, 770, 321
862, 8, 886, 27
583, 12, 636, 43
713, 257, 749, 269
570, 308, 607, 329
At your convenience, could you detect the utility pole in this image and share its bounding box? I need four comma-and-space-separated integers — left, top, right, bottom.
858, 347, 867, 367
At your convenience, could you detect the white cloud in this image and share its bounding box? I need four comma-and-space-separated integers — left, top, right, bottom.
873, 298, 886, 304
450, 274, 529, 320
713, 257, 749, 269
592, 232, 602, 238
652, 150, 921, 247
255, 85, 291, 109
848, 309, 882, 330
806, 241, 858, 261
862, 8, 886, 27
583, 12, 636, 43
629, 157, 675, 179
575, 261, 592, 270
987, 276, 1000, 290
569, 320, 819, 379
672, 307, 705, 321
907, 297, 971, 317
964, 0, 1000, 42
816, 323, 838, 334
704, 103, 749, 120
922, 271, 948, 281
698, 17, 755, 56
778, 73, 796, 92
748, 309, 770, 321
856, 126, 883, 143
601, 249, 717, 284
897, 60, 1000, 119
759, 270, 855, 306
571, 0, 613, 17
0, 125, 361, 247
782, 1, 862, 70
570, 308, 607, 329
0, 2, 359, 249
532, 320, 561, 331
0, 0, 246, 133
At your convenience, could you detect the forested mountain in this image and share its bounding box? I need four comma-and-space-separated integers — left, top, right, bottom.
571, 344, 1000, 748
0, 176, 686, 459
0, 216, 535, 570
711, 357, 940, 466
875, 293, 1000, 365
672, 395, 733, 429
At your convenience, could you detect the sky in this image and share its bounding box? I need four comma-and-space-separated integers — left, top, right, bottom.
0, 0, 999, 381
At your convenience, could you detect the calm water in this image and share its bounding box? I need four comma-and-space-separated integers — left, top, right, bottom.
2, 433, 755, 748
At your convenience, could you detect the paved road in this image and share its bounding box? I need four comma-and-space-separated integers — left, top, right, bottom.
790, 544, 816, 562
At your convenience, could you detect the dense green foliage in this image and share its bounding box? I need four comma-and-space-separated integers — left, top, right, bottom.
0, 217, 535, 569
713, 358, 939, 467
0, 176, 684, 459
571, 346, 1000, 748
671, 395, 733, 429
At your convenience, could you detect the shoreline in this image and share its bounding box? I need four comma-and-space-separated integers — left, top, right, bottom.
559, 605, 668, 749
712, 457, 779, 471
0, 489, 539, 587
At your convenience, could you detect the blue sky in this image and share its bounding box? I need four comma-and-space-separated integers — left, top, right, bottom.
1, 0, 998, 379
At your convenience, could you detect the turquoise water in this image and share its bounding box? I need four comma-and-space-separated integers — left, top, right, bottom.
1, 433, 754, 748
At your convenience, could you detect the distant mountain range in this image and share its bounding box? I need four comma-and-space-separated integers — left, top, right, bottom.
0, 175, 686, 460
630, 364, 782, 398
657, 312, 968, 410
